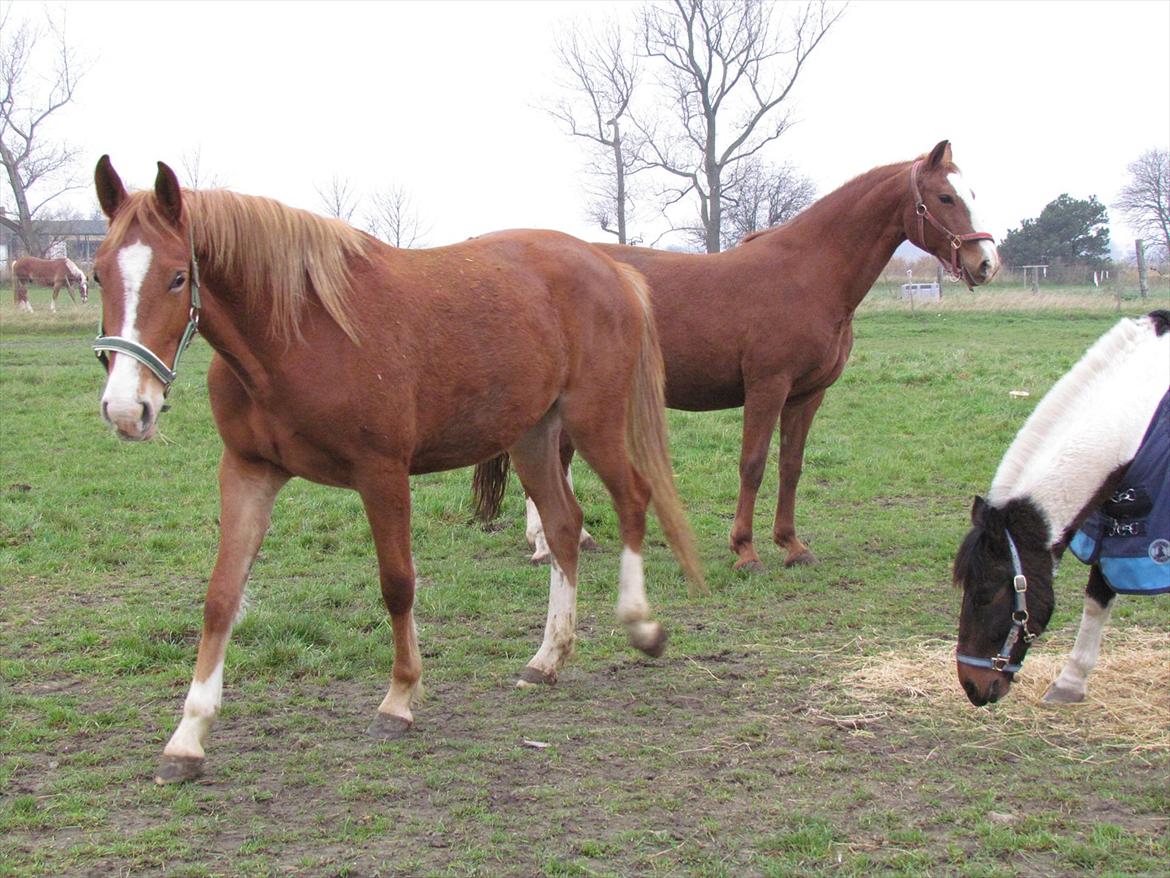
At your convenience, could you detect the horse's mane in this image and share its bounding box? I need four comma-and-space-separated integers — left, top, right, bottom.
987, 315, 1158, 504
736, 158, 931, 247
108, 189, 368, 344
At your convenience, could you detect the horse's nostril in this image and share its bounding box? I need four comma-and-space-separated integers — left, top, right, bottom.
101, 400, 110, 422
141, 401, 153, 427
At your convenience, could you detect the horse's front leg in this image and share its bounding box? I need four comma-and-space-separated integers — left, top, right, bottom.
1043, 566, 1116, 703
156, 453, 289, 784
359, 466, 422, 738
730, 383, 787, 572
772, 389, 826, 567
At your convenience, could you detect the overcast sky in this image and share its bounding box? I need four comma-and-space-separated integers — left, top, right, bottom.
12, 0, 1170, 257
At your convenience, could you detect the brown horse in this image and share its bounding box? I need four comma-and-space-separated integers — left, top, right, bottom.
91, 156, 703, 785
477, 141, 1000, 571
12, 255, 89, 312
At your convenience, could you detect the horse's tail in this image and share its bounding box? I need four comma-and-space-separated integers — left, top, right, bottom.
472, 452, 511, 522
619, 264, 707, 597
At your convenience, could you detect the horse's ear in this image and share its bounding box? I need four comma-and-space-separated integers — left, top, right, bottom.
95, 155, 128, 219
928, 140, 953, 169
154, 161, 183, 227
970, 495, 987, 525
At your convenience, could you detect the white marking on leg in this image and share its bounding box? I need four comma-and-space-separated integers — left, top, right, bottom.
564, 466, 596, 548
377, 615, 420, 723
163, 660, 224, 760
522, 561, 577, 682
526, 495, 552, 563
1049, 596, 1112, 700
617, 547, 662, 653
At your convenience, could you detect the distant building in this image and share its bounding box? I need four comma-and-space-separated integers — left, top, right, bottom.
1, 219, 107, 265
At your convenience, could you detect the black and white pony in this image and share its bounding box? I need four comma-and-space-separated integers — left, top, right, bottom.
954, 310, 1169, 707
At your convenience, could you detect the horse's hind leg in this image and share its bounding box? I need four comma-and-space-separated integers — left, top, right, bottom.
526, 430, 597, 564
359, 464, 423, 737
157, 452, 289, 783
1043, 566, 1115, 703
772, 389, 826, 567
563, 406, 667, 659
510, 414, 584, 686
15, 279, 32, 313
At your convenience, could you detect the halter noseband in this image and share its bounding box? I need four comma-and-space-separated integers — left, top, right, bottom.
956, 530, 1039, 675
92, 229, 202, 396
909, 160, 995, 289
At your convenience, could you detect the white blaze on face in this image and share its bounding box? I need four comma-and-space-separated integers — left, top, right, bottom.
947, 170, 999, 271
101, 241, 161, 435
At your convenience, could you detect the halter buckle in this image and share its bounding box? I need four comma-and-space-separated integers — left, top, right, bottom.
989, 655, 1010, 672
1013, 575, 1027, 593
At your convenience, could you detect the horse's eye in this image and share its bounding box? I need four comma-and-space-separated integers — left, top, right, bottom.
939, 194, 955, 205
169, 271, 186, 292
92, 270, 101, 286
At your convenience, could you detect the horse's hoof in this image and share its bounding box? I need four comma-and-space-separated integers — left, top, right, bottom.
784, 550, 816, 567
1042, 684, 1085, 704
580, 535, 600, 552
629, 621, 668, 658
367, 712, 413, 739
154, 755, 204, 785
529, 550, 552, 566
516, 666, 557, 687
733, 557, 765, 574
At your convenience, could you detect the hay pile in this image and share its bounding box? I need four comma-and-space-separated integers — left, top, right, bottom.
818, 629, 1169, 755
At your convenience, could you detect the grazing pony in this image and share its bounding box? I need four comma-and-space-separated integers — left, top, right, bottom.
476, 141, 1000, 571
12, 256, 89, 312
91, 156, 704, 784
954, 311, 1169, 706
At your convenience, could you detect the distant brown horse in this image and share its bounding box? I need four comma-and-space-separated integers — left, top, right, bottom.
12, 256, 89, 312
476, 141, 1000, 571
91, 156, 703, 784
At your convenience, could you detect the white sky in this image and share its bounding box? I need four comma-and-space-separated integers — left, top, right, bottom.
12, 0, 1170, 256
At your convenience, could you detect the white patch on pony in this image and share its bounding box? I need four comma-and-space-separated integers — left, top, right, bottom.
988, 315, 1170, 543
102, 242, 160, 435
617, 546, 662, 653
163, 660, 225, 759
1047, 595, 1113, 700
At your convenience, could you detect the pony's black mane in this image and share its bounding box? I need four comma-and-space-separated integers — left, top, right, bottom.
1148, 309, 1170, 336
953, 497, 1051, 601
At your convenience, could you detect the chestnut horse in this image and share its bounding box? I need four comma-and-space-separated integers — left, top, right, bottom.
12, 255, 89, 312
476, 141, 1000, 571
954, 311, 1169, 707
91, 156, 704, 784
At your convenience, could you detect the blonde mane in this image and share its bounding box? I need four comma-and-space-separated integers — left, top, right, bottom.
108, 188, 369, 344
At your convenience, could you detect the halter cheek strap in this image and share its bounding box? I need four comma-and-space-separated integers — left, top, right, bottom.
956, 529, 1039, 675
93, 229, 202, 395
909, 160, 996, 289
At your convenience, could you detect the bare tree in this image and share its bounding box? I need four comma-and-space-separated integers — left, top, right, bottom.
315, 174, 360, 222
1, 7, 88, 257
549, 16, 644, 244
179, 146, 227, 190
638, 0, 842, 252
366, 184, 429, 248
718, 157, 815, 249
1115, 148, 1170, 260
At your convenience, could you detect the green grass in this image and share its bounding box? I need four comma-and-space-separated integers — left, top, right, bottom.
2, 281, 1169, 876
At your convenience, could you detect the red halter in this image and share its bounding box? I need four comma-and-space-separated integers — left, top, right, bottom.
909, 160, 995, 288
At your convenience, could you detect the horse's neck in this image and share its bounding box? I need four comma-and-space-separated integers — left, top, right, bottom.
772, 164, 909, 312
988, 319, 1169, 545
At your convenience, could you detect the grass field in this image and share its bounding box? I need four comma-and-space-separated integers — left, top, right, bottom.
2, 281, 1168, 877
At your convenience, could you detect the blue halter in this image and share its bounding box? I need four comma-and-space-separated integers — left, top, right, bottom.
956, 530, 1039, 675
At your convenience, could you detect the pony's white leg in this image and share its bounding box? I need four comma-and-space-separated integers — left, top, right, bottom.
1043, 595, 1113, 703
18, 299, 33, 313
616, 547, 666, 656
518, 559, 577, 686
526, 466, 595, 564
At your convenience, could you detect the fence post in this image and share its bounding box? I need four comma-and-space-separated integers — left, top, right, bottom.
1136, 239, 1149, 300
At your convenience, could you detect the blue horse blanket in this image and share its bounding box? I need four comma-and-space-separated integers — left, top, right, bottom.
1070, 389, 1170, 595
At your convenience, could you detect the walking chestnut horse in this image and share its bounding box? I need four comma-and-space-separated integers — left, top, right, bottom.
954, 311, 1168, 707
476, 141, 1000, 571
91, 156, 703, 784
12, 255, 89, 312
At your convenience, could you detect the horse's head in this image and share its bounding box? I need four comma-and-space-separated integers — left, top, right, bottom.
905, 141, 1000, 288
92, 156, 197, 441
953, 496, 1055, 706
